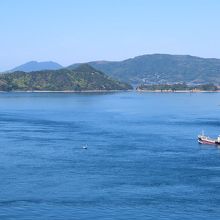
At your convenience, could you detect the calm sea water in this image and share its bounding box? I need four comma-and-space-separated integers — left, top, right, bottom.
0, 92, 220, 220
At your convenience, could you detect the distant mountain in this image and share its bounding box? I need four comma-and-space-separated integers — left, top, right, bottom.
69, 54, 220, 84
9, 61, 63, 72
7, 54, 220, 85
0, 64, 132, 91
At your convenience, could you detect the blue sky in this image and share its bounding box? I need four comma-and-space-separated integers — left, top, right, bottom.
0, 0, 220, 71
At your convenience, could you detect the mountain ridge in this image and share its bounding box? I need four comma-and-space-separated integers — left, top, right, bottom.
5, 54, 220, 85
9, 61, 63, 72
0, 64, 132, 91
86, 54, 220, 84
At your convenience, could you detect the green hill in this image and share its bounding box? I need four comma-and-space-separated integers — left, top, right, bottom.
69, 54, 220, 84
0, 64, 132, 91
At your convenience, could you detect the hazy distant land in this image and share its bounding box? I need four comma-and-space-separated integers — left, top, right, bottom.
2, 54, 220, 92
4, 54, 220, 84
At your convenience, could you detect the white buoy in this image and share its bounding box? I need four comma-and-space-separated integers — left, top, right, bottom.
82, 144, 88, 149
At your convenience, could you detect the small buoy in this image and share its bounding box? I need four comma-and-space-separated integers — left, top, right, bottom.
82, 145, 88, 149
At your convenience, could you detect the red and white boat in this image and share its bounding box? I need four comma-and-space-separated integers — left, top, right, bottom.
198, 132, 220, 145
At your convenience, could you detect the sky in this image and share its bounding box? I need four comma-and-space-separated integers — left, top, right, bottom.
0, 0, 220, 71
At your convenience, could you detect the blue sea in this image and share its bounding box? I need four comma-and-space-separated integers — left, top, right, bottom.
0, 92, 220, 220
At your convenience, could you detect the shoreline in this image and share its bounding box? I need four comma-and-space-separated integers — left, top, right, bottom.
0, 89, 219, 93
136, 89, 220, 93
0, 89, 133, 93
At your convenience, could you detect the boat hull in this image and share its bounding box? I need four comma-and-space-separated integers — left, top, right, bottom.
198, 139, 216, 145
198, 135, 220, 145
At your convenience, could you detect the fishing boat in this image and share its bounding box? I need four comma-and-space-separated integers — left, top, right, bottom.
198, 132, 220, 145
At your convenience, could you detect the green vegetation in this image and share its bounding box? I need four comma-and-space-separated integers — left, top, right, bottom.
137, 83, 219, 91
69, 54, 220, 84
0, 64, 132, 91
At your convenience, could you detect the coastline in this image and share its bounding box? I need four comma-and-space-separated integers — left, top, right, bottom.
0, 89, 219, 93
136, 89, 220, 93
0, 89, 133, 93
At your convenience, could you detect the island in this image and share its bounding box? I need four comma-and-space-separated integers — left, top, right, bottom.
136, 83, 219, 92
0, 64, 132, 92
